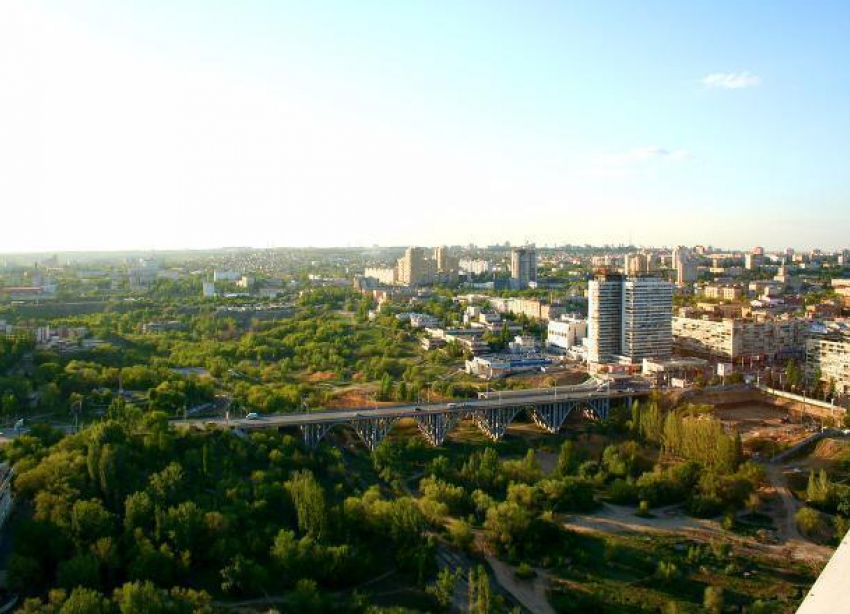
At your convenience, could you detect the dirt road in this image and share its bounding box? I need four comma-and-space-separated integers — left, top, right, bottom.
485, 555, 556, 614
763, 464, 833, 562
562, 499, 832, 564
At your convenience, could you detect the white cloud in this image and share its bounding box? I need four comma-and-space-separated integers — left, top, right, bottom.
701, 71, 761, 90
601, 147, 691, 166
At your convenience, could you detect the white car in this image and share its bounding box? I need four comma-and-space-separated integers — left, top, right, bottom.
245, 412, 260, 420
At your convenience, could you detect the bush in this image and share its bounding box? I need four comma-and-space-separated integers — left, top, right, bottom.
515, 562, 536, 580
607, 479, 638, 505
796, 507, 827, 540
703, 586, 725, 614
654, 560, 681, 583
687, 495, 723, 518
449, 519, 474, 552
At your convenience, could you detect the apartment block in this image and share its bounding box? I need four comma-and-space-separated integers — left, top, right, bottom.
396, 247, 435, 286
364, 266, 397, 285
806, 324, 850, 395
622, 277, 674, 361
703, 284, 744, 301
587, 274, 673, 364
510, 245, 537, 289
672, 315, 807, 362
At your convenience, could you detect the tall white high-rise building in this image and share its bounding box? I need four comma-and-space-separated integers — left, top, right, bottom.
587, 274, 624, 363
672, 246, 698, 286
510, 245, 537, 289
396, 247, 434, 286
588, 273, 673, 364
622, 277, 674, 362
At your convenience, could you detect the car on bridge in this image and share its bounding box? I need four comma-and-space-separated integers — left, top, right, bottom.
245, 412, 259, 420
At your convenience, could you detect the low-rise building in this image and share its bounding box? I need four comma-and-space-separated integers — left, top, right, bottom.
489, 297, 564, 321
465, 355, 553, 379
547, 317, 588, 351
509, 335, 540, 354
703, 284, 744, 301
446, 334, 489, 355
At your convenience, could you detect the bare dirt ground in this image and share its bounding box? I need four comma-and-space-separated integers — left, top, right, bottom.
794, 438, 850, 472
712, 403, 813, 455
562, 496, 833, 564
512, 367, 589, 389
485, 554, 556, 614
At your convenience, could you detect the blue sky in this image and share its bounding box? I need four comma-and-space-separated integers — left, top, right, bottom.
2, 1, 849, 251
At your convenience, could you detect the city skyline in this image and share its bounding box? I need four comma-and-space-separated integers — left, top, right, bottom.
3, 1, 850, 252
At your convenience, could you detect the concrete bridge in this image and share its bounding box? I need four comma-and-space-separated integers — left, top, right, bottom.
178, 383, 650, 451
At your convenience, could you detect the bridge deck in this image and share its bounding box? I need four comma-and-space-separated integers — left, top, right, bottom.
175, 385, 649, 431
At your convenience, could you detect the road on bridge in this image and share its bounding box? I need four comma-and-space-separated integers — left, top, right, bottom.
174, 382, 650, 431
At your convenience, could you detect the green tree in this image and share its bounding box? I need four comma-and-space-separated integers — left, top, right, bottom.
60, 587, 111, 614
285, 470, 328, 541
427, 567, 459, 611
703, 586, 724, 614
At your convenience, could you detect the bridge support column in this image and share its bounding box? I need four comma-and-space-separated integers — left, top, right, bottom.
582, 398, 610, 421
351, 417, 398, 451
473, 406, 521, 441
626, 396, 633, 412
530, 401, 578, 433
414, 412, 460, 446
301, 423, 333, 449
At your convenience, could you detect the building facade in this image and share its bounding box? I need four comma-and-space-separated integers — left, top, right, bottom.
672, 315, 807, 362
396, 247, 435, 286
510, 246, 537, 289
622, 277, 674, 362
364, 266, 397, 285
547, 317, 588, 351
587, 274, 625, 363
806, 325, 850, 395
588, 274, 673, 364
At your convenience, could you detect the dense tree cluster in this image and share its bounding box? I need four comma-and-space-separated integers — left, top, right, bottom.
4, 413, 433, 611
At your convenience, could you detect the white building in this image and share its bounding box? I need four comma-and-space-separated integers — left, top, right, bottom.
509, 335, 540, 354
806, 323, 850, 395
622, 277, 674, 362
459, 259, 491, 275
673, 315, 806, 363
202, 281, 216, 298
588, 273, 673, 364
364, 266, 397, 285
547, 317, 588, 352
672, 246, 698, 286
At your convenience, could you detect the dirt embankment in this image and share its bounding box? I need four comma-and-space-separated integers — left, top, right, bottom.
675, 387, 841, 422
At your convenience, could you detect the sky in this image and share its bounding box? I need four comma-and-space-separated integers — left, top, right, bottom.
2, 1, 850, 253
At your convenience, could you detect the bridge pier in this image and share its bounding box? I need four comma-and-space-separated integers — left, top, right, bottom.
530, 401, 578, 433
582, 397, 609, 421
473, 406, 521, 441
626, 396, 633, 412
351, 417, 398, 451
301, 423, 333, 449
414, 412, 460, 446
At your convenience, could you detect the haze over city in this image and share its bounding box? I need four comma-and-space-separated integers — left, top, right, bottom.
5, 3, 850, 612
3, 0, 850, 252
